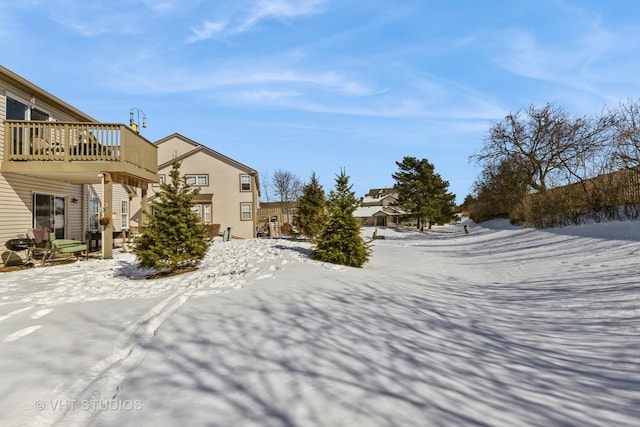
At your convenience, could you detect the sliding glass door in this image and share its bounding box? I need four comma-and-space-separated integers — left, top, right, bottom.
33, 193, 65, 239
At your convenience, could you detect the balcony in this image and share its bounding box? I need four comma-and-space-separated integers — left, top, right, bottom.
2, 120, 157, 187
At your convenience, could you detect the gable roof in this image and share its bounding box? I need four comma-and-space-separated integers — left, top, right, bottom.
155, 133, 260, 191
156, 133, 255, 172
365, 187, 395, 198
362, 193, 398, 206
353, 205, 404, 218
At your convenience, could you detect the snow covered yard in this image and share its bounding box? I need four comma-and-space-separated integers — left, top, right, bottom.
0, 220, 639, 426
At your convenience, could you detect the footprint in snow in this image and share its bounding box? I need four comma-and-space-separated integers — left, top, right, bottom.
31, 308, 53, 319
321, 263, 345, 271
4, 325, 42, 343
0, 305, 35, 322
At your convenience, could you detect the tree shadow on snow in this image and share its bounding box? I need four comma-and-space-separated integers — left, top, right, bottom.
93, 273, 640, 427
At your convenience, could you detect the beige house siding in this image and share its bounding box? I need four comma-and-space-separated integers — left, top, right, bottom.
0, 92, 4, 161
156, 137, 195, 165
0, 72, 89, 251
85, 184, 131, 233
0, 172, 84, 247
1, 66, 156, 260
134, 133, 260, 239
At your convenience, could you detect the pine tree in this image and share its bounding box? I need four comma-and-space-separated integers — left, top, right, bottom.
135, 161, 208, 271
392, 156, 457, 230
294, 172, 327, 243
312, 169, 370, 268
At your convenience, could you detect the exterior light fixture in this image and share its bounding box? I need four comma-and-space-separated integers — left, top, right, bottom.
129, 107, 147, 134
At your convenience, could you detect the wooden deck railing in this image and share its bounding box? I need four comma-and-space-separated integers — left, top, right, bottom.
3, 120, 157, 175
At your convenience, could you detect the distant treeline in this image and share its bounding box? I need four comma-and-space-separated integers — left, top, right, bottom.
464, 100, 640, 227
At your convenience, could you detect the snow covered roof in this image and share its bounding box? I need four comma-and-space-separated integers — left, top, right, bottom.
353, 205, 404, 218
361, 193, 398, 205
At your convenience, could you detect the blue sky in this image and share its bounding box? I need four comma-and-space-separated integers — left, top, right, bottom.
3, 0, 640, 203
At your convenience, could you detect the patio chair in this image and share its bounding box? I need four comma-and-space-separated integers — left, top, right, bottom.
25, 228, 54, 266
45, 232, 88, 264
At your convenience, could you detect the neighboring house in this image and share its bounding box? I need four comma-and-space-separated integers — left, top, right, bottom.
257, 201, 299, 235
0, 65, 157, 261
354, 188, 404, 226
134, 133, 260, 239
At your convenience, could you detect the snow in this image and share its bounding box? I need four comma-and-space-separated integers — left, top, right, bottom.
1, 219, 639, 426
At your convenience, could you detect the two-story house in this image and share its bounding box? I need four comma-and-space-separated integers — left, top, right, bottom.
133, 133, 260, 239
354, 187, 404, 226
0, 65, 157, 261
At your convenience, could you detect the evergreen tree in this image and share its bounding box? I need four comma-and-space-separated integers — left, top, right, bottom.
294, 172, 327, 243
392, 156, 457, 230
312, 169, 370, 268
135, 161, 208, 271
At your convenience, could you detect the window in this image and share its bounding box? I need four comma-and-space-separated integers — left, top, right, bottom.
30, 107, 49, 121
89, 195, 101, 231
241, 202, 252, 221
190, 203, 212, 222
121, 199, 129, 230
6, 96, 50, 121
191, 204, 202, 219
240, 175, 251, 191
186, 175, 208, 186
6, 97, 28, 120
154, 175, 165, 186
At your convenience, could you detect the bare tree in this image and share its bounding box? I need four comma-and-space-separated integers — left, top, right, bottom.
470, 103, 617, 225
272, 169, 303, 224
612, 98, 640, 170
261, 170, 272, 202
471, 103, 613, 192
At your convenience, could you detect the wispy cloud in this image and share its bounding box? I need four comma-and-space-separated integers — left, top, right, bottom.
47, 2, 144, 37
103, 60, 378, 98
186, 0, 328, 42
237, 0, 327, 32
186, 20, 227, 43
223, 73, 503, 122
492, 1, 640, 107
140, 0, 181, 13
240, 89, 303, 101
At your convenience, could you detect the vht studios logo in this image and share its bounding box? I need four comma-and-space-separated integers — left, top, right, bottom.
35, 399, 143, 412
